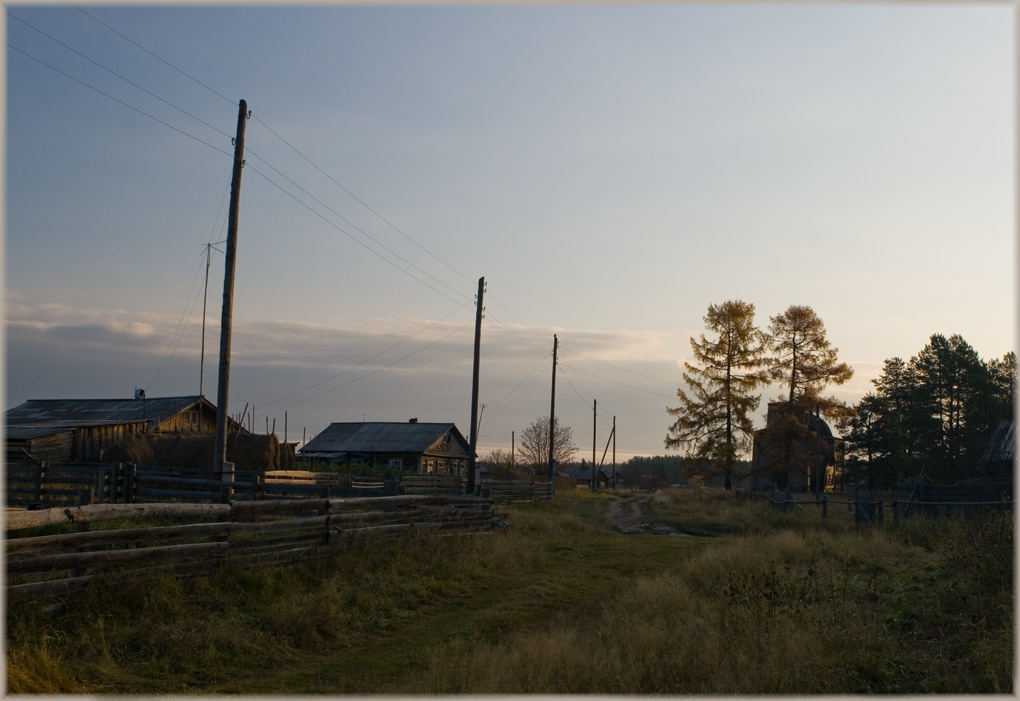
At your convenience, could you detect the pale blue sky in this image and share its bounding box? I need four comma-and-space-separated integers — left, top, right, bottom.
4, 3, 1014, 459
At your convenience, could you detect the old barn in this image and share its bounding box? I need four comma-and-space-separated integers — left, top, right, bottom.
5, 395, 237, 465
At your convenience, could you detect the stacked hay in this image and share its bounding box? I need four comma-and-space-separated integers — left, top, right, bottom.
104, 432, 295, 472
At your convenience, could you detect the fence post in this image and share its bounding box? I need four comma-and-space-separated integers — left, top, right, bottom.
123, 463, 136, 504
111, 463, 121, 503
893, 500, 899, 528
35, 463, 45, 503
219, 461, 234, 504
876, 500, 884, 524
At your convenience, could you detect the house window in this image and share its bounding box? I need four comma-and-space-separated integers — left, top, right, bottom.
389, 458, 402, 470
185, 411, 198, 426
438, 459, 448, 474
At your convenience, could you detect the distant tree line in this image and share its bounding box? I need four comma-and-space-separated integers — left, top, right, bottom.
839, 335, 1014, 489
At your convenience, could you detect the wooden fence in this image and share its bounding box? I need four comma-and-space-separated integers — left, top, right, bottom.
5, 494, 495, 602
738, 484, 1012, 527
480, 478, 554, 504
6, 464, 552, 506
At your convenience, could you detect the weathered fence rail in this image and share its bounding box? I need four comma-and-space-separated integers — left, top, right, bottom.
5, 495, 495, 602
480, 478, 554, 504
6, 465, 551, 506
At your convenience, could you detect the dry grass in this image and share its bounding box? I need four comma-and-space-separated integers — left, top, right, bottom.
5, 488, 1013, 694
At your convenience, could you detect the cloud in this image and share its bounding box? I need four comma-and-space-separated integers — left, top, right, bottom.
5, 297, 877, 457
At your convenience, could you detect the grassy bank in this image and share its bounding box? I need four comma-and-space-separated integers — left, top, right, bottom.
6, 489, 1013, 694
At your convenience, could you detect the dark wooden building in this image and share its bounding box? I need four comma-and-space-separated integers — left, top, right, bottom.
749, 402, 844, 492
297, 420, 471, 474
5, 395, 232, 465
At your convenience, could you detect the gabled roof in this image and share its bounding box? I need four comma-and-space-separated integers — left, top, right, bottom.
6, 396, 206, 431
299, 422, 469, 457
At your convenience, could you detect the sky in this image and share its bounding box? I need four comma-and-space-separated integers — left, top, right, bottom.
4, 2, 1015, 462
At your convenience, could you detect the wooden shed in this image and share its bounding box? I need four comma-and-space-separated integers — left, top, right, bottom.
5, 395, 239, 465
298, 420, 471, 474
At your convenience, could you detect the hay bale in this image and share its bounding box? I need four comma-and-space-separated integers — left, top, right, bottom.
104, 431, 294, 472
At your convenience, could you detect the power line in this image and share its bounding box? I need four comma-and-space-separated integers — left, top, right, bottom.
559, 343, 684, 387
147, 255, 206, 392
7, 43, 233, 159
241, 143, 471, 304
260, 319, 475, 417
241, 161, 472, 308
256, 302, 472, 414
479, 354, 551, 428
73, 4, 235, 107
558, 361, 677, 400
8, 11, 233, 142
251, 114, 476, 288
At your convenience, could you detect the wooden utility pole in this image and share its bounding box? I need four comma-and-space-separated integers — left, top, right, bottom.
213, 98, 249, 494
547, 335, 558, 481
612, 415, 616, 490
467, 277, 484, 493
199, 243, 213, 400
591, 399, 597, 492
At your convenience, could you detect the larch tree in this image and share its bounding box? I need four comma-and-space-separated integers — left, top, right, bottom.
665, 300, 766, 490
762, 305, 854, 491
765, 305, 854, 413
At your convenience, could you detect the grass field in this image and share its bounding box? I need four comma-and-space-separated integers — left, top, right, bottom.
5, 488, 1013, 694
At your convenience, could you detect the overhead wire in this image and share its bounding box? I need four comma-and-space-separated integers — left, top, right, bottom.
19, 8, 686, 441
74, 4, 236, 107
265, 319, 475, 415
478, 354, 551, 429
255, 301, 472, 415
147, 254, 207, 392
8, 11, 233, 142
7, 43, 233, 159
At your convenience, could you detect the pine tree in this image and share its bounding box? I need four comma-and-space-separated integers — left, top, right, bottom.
665, 300, 766, 489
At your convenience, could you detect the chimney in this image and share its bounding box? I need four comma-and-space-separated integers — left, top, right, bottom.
409, 418, 418, 424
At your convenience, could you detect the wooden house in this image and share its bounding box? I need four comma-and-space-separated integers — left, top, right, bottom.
557, 467, 611, 489
749, 402, 844, 492
297, 419, 471, 474
5, 395, 236, 465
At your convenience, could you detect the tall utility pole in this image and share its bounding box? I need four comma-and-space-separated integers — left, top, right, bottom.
467, 277, 485, 493
547, 334, 558, 481
198, 242, 219, 400
213, 99, 249, 489
591, 399, 597, 492
612, 415, 616, 490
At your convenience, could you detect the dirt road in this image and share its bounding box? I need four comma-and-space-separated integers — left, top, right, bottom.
603, 494, 690, 535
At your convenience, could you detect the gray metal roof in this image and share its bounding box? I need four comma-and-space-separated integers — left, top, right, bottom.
982, 420, 1015, 463
299, 422, 469, 457
5, 396, 205, 430
6, 425, 76, 441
